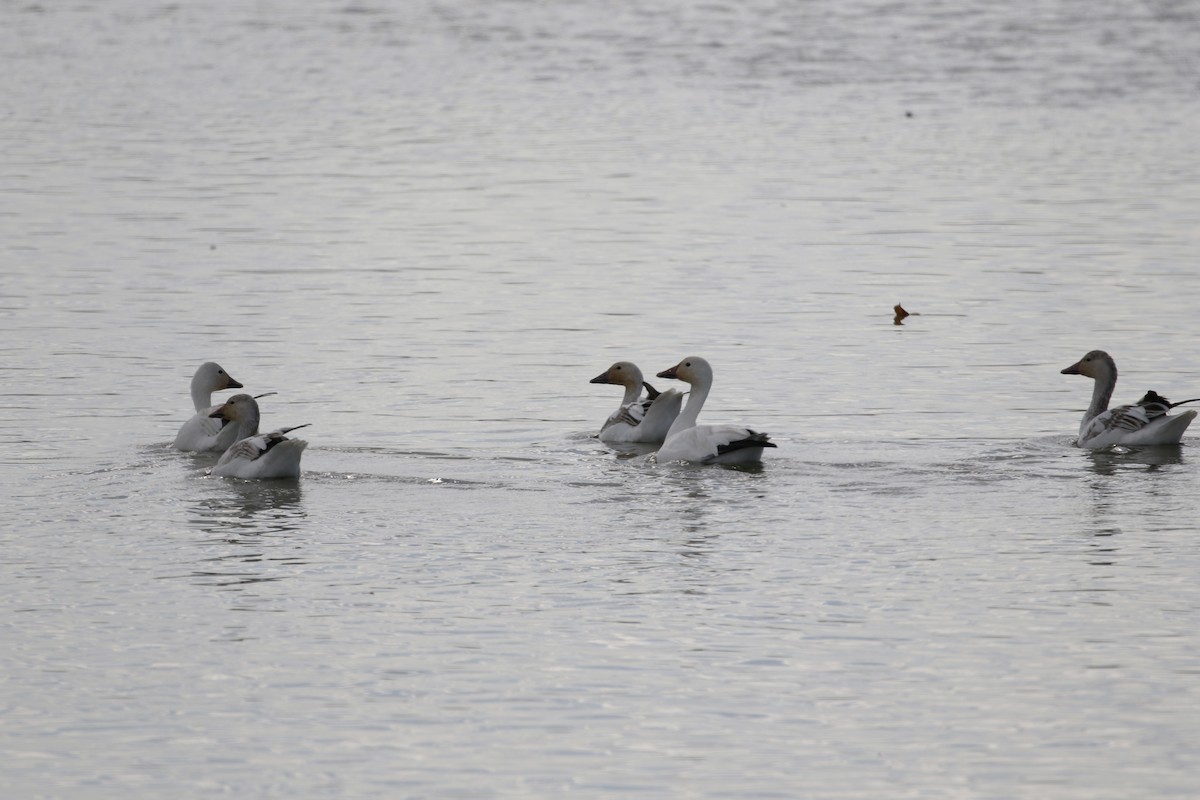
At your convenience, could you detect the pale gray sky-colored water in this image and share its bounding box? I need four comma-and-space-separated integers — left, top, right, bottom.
3, 2, 1200, 798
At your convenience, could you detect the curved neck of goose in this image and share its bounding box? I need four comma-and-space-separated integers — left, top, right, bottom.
619, 380, 641, 407
668, 377, 710, 436
234, 406, 261, 441
1086, 366, 1117, 423
190, 377, 212, 412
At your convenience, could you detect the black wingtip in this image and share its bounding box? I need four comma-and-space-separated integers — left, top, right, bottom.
1138, 391, 1200, 409
642, 381, 661, 400
715, 430, 775, 456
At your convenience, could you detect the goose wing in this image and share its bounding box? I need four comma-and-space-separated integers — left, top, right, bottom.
218, 424, 311, 466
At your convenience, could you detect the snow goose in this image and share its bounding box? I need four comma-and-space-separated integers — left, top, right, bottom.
208, 394, 310, 479
173, 361, 244, 452
654, 356, 776, 465
1061, 350, 1198, 448
590, 361, 684, 444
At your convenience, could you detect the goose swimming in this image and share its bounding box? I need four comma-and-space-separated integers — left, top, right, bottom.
173, 361, 244, 452
590, 361, 683, 444
654, 356, 775, 465
208, 394, 310, 479
1061, 350, 1197, 448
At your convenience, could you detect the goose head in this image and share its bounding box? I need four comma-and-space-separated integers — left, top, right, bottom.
590, 361, 644, 388
657, 356, 713, 386
1061, 350, 1116, 381
209, 393, 260, 423
194, 361, 243, 393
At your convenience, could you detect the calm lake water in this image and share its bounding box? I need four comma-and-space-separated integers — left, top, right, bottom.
4, 1, 1200, 797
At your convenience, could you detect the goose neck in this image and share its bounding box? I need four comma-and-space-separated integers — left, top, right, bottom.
670, 379, 709, 434
619, 381, 642, 407
190, 379, 211, 412
1086, 368, 1116, 423
235, 406, 261, 441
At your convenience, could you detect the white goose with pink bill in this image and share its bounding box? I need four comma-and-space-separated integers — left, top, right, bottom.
653, 356, 775, 465
1060, 350, 1198, 448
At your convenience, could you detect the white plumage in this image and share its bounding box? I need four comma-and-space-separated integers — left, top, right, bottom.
654, 356, 775, 465
173, 362, 244, 452
590, 361, 683, 444
1061, 350, 1197, 448
209, 394, 310, 479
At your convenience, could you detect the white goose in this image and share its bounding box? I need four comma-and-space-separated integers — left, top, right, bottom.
654, 356, 776, 465
209, 394, 310, 479
1061, 350, 1198, 448
590, 361, 684, 444
173, 362, 244, 452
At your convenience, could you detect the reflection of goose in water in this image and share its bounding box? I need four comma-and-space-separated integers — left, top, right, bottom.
174, 362, 244, 452
1061, 350, 1197, 448
654, 356, 775, 465
589, 361, 683, 444
185, 479, 308, 588
191, 478, 306, 530
209, 394, 310, 479
1084, 443, 1187, 477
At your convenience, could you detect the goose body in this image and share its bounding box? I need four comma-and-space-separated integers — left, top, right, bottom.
654, 356, 775, 465
173, 362, 244, 452
1061, 350, 1197, 448
209, 394, 310, 479
590, 361, 683, 444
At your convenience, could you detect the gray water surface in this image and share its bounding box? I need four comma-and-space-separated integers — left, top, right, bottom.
3, 1, 1200, 798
